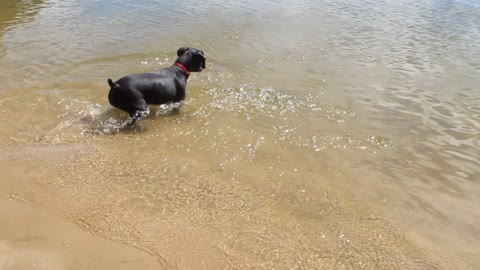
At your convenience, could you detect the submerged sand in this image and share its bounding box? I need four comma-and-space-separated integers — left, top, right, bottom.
0, 142, 470, 269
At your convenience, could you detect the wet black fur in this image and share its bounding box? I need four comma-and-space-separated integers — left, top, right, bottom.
107, 47, 206, 127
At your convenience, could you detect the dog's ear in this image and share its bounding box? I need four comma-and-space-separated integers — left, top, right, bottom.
177, 47, 190, 56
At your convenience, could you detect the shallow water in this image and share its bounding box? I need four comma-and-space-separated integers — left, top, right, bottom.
0, 0, 479, 269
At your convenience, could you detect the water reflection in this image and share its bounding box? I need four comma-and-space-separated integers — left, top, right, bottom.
0, 0, 45, 32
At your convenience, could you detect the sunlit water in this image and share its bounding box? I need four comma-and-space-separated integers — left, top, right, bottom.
0, 0, 479, 269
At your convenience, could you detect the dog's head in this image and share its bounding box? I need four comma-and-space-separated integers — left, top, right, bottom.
176, 47, 206, 72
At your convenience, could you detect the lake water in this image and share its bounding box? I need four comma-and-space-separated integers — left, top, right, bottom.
0, 0, 479, 269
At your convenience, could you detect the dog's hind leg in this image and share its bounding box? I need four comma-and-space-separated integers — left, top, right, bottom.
120, 99, 148, 128
171, 100, 184, 114
121, 110, 148, 128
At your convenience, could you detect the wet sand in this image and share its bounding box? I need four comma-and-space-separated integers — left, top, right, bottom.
0, 199, 161, 270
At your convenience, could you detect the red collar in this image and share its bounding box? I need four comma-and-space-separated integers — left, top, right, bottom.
174, 62, 190, 76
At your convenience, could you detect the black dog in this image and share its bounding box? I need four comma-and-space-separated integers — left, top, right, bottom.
107, 47, 206, 127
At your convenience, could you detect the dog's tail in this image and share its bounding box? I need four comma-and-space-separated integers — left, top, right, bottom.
108, 78, 119, 88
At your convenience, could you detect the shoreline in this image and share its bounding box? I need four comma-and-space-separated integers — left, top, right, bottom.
0, 198, 161, 270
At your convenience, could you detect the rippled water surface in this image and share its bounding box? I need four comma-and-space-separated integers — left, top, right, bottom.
0, 0, 479, 269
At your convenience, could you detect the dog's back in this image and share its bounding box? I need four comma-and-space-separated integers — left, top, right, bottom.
108, 69, 184, 105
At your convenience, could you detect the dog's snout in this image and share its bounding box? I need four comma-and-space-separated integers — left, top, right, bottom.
197, 51, 206, 69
